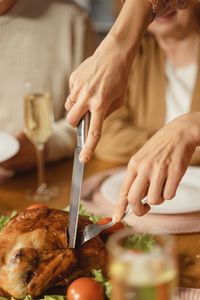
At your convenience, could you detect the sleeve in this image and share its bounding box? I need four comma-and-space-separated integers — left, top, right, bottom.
95, 102, 152, 165
121, 0, 197, 17
148, 0, 196, 17
46, 12, 97, 162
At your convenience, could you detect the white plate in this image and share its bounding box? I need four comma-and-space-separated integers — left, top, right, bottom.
100, 166, 200, 214
0, 132, 20, 163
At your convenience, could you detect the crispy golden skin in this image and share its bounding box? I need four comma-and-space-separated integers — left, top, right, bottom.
0, 208, 107, 298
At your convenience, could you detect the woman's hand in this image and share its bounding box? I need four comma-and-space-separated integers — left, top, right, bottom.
65, 0, 154, 164
114, 113, 200, 220
65, 35, 132, 163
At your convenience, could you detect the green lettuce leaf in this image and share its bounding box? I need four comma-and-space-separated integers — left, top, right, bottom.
124, 233, 155, 252
0, 297, 9, 300
22, 296, 33, 300
64, 203, 102, 223
10, 296, 64, 300
0, 211, 17, 231
44, 296, 65, 300
91, 269, 111, 299
79, 204, 102, 223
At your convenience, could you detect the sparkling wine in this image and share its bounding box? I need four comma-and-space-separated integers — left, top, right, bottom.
110, 262, 176, 300
24, 93, 53, 145
107, 230, 177, 300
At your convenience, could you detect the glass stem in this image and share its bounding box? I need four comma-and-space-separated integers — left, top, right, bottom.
35, 144, 46, 192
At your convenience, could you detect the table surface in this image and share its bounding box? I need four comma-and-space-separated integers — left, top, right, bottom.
0, 158, 200, 290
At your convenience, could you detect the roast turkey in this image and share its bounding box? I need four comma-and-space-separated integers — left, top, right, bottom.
0, 208, 107, 298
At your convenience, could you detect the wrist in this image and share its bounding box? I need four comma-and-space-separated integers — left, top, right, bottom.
189, 112, 200, 147
178, 113, 200, 148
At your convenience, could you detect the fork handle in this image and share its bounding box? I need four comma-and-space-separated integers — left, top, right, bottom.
119, 208, 132, 221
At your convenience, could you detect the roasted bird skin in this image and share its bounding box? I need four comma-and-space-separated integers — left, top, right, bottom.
0, 208, 107, 298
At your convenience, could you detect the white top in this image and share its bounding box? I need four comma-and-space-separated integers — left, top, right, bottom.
165, 61, 198, 124
0, 0, 95, 161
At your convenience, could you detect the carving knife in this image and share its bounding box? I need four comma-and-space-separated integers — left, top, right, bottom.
68, 113, 90, 248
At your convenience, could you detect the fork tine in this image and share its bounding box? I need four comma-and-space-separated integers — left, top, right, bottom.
79, 222, 113, 246
79, 209, 132, 246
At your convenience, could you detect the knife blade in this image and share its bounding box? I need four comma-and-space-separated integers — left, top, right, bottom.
68, 147, 84, 248
68, 114, 90, 248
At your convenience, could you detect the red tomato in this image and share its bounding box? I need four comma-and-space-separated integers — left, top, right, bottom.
67, 277, 104, 300
26, 204, 48, 210
96, 217, 124, 236
128, 249, 144, 254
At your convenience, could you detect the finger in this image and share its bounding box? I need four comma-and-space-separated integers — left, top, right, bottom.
79, 109, 105, 163
147, 167, 167, 205
163, 164, 186, 200
65, 95, 77, 112
66, 81, 97, 126
66, 99, 88, 127
65, 83, 82, 112
113, 166, 137, 222
128, 175, 150, 216
69, 72, 76, 91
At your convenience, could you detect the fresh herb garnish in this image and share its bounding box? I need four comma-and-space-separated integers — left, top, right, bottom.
44, 296, 65, 300
0, 211, 17, 231
64, 203, 101, 223
91, 269, 111, 300
124, 233, 155, 252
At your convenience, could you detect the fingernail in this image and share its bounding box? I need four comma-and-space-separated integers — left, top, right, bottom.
163, 191, 174, 200
164, 195, 173, 200
79, 154, 89, 163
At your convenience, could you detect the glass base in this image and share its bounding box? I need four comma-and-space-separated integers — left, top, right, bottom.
26, 184, 59, 202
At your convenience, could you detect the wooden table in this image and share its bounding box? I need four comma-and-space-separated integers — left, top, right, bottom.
0, 158, 200, 290
0, 158, 116, 212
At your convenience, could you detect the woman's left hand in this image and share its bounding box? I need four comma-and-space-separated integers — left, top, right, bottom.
113, 113, 200, 220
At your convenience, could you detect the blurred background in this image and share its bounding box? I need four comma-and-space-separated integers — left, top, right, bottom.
74, 0, 120, 40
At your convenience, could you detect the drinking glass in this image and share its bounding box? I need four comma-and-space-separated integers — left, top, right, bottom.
107, 228, 177, 300
24, 81, 59, 201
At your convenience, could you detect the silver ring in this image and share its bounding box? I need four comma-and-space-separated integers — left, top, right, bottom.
141, 197, 148, 205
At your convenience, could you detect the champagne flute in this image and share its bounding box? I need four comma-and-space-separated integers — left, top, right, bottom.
24, 82, 59, 201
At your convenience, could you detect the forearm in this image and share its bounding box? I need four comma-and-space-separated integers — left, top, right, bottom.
110, 0, 197, 63
109, 0, 153, 62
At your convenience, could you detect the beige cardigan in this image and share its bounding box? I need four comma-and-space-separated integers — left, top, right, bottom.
95, 34, 200, 164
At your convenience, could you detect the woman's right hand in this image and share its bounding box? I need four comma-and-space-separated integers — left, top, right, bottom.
65, 35, 133, 163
